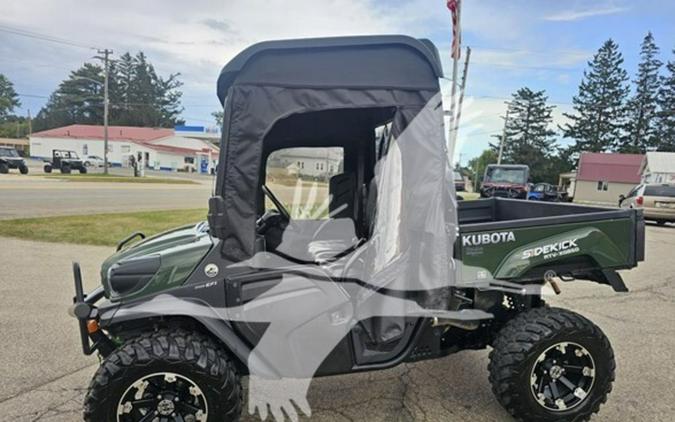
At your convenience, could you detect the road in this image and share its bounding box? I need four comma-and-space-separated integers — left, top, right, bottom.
0, 224, 673, 421
0, 174, 213, 219
0, 174, 326, 220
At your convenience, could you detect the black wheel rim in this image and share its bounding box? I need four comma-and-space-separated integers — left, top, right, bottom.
117, 372, 208, 422
529, 342, 596, 412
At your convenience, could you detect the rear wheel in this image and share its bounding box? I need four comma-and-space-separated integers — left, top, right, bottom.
489, 307, 614, 422
19, 164, 29, 174
0, 162, 8, 174
44, 164, 52, 173
79, 166, 88, 174
84, 330, 242, 422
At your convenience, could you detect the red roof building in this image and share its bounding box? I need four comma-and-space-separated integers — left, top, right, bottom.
577, 152, 643, 184
31, 125, 174, 142
30, 124, 218, 172
573, 152, 644, 205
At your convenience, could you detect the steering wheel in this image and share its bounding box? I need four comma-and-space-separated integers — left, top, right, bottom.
261, 184, 291, 220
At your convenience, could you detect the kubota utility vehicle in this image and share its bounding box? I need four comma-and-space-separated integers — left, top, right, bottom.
70, 36, 645, 422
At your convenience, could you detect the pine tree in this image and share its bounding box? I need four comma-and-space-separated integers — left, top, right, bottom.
34, 63, 105, 130
561, 39, 630, 153
34, 52, 184, 131
0, 74, 21, 122
621, 32, 662, 153
491, 87, 559, 183
656, 49, 675, 152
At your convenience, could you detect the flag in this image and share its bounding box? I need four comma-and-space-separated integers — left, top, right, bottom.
447, 0, 461, 59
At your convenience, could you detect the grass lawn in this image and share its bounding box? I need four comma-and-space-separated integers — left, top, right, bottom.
39, 173, 198, 185
0, 209, 207, 246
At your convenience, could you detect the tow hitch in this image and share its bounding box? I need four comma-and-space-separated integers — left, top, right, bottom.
68, 262, 115, 356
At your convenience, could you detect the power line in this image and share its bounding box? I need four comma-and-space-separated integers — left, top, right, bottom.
0, 23, 98, 50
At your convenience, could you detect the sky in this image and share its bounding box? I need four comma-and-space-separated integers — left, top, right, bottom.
1, 0, 675, 165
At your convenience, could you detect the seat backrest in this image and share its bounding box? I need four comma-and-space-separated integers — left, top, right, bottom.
329, 172, 356, 220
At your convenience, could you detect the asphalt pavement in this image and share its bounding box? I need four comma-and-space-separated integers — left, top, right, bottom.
0, 174, 213, 219
0, 224, 674, 421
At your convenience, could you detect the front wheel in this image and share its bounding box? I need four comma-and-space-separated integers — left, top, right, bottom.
489, 307, 615, 422
19, 164, 29, 174
84, 330, 242, 422
0, 162, 8, 174
79, 166, 87, 174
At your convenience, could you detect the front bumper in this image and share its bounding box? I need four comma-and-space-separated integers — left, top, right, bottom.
68, 262, 114, 356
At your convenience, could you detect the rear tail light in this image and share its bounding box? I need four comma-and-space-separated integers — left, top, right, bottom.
636, 196, 644, 206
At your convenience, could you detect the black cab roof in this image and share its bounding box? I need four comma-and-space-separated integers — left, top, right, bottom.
217, 35, 444, 105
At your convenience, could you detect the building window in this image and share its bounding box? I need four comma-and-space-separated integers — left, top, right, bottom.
596, 181, 608, 191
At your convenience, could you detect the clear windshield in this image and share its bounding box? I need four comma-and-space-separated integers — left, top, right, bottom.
485, 167, 527, 184
0, 148, 19, 157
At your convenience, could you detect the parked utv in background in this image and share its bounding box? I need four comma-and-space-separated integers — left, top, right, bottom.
453, 170, 466, 191
0, 146, 29, 174
528, 182, 568, 202
44, 149, 87, 174
69, 36, 645, 422
481, 164, 529, 199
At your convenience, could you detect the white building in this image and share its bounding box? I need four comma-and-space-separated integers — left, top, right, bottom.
640, 151, 675, 184
30, 125, 219, 173
268, 147, 343, 179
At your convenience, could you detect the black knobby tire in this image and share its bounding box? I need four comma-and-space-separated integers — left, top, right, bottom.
79, 166, 88, 174
44, 164, 52, 173
61, 164, 71, 174
0, 162, 8, 174
19, 164, 29, 175
84, 330, 242, 422
488, 307, 615, 422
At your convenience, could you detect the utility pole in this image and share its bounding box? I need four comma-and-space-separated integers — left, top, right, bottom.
497, 106, 510, 165
27, 109, 32, 136
98, 48, 113, 174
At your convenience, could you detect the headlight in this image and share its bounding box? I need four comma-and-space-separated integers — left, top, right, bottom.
108, 255, 161, 295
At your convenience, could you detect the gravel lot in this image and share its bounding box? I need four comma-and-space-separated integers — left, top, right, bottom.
0, 224, 674, 421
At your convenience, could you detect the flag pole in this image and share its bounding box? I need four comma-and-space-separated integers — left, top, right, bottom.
449, 46, 471, 159
446, 0, 462, 158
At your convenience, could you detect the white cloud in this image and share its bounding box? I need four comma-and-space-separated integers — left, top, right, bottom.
543, 6, 628, 22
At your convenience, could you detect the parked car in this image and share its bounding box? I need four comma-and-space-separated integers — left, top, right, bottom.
83, 155, 105, 167
0, 146, 29, 174
619, 184, 675, 225
453, 171, 465, 191
43, 149, 87, 174
480, 164, 529, 199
